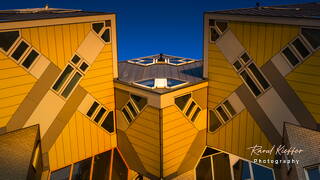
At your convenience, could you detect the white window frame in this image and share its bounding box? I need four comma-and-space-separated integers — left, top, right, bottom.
209, 20, 229, 43
19, 47, 41, 71
9, 38, 32, 63
91, 21, 112, 44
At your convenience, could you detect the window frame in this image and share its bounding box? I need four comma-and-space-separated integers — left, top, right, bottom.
20, 47, 40, 70
290, 36, 312, 61
91, 21, 112, 44
208, 19, 229, 43
9, 39, 31, 62
304, 164, 320, 180
208, 109, 224, 133
300, 27, 320, 51
121, 94, 147, 124
0, 30, 21, 55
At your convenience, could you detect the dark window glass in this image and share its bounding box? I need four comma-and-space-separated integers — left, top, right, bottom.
191, 107, 201, 122
209, 110, 222, 132
240, 52, 250, 63
306, 166, 320, 180
22, 50, 39, 69
292, 38, 310, 58
210, 28, 220, 42
216, 21, 228, 33
92, 150, 111, 180
122, 108, 132, 123
202, 147, 220, 157
112, 149, 128, 180
127, 101, 137, 117
252, 163, 275, 180
196, 157, 212, 180
86, 101, 99, 117
92, 23, 104, 34
233, 160, 251, 180
61, 72, 82, 98
101, 29, 110, 43
240, 70, 261, 96
282, 47, 300, 67
223, 100, 236, 116
136, 79, 155, 88
216, 106, 229, 121
105, 20, 111, 27
209, 19, 215, 26
167, 78, 185, 87
11, 41, 29, 61
53, 65, 74, 91
0, 31, 19, 52
71, 158, 92, 180
302, 28, 320, 49
213, 153, 232, 180
233, 60, 242, 71
50, 166, 70, 180
131, 94, 147, 111
93, 107, 106, 123
71, 55, 81, 65
186, 101, 196, 117
175, 94, 191, 111
80, 62, 89, 72
101, 111, 114, 133
248, 63, 270, 90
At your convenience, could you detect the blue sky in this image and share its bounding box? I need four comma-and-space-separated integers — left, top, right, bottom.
1, 0, 315, 60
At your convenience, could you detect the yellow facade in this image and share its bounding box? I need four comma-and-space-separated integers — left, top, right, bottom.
0, 52, 36, 127
286, 50, 320, 123
207, 43, 242, 109
229, 22, 299, 67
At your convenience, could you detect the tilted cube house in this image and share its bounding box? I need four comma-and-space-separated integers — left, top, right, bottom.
0, 2, 319, 180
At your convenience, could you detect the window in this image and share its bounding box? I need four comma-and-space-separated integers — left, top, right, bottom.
281, 35, 313, 68
202, 147, 220, 157
174, 94, 202, 122
175, 94, 191, 111
11, 40, 29, 61
209, 100, 237, 133
21, 49, 39, 69
52, 54, 89, 99
209, 110, 222, 132
0, 31, 20, 52
167, 78, 186, 88
305, 165, 320, 180
129, 55, 196, 66
233, 160, 251, 180
92, 21, 111, 44
209, 19, 228, 43
196, 157, 213, 180
101, 111, 114, 133
134, 78, 187, 89
94, 107, 107, 123
301, 28, 320, 49
71, 158, 92, 179
234, 52, 270, 97
112, 149, 128, 180
92, 151, 112, 180
121, 94, 147, 123
50, 166, 71, 180
252, 163, 275, 180
87, 101, 99, 117
135, 79, 155, 88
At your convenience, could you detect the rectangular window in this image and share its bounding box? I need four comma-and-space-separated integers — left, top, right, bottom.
0, 31, 20, 52
79, 62, 89, 72
233, 60, 242, 71
71, 54, 81, 65
11, 40, 29, 61
22, 49, 39, 69
216, 106, 229, 122
122, 108, 132, 123
240, 70, 262, 96
240, 52, 250, 64
71, 158, 92, 180
223, 100, 236, 117
186, 101, 196, 117
50, 166, 71, 180
61, 72, 82, 98
209, 110, 222, 132
292, 38, 310, 58
53, 65, 74, 92
87, 101, 99, 117
93, 107, 106, 123
127, 101, 137, 117
282, 47, 300, 67
248, 63, 270, 90
92, 151, 111, 180
191, 107, 201, 122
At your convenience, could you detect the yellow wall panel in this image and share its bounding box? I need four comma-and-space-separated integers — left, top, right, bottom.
48, 111, 114, 171
0, 54, 36, 128
229, 22, 299, 67
207, 110, 273, 162
286, 50, 320, 123
162, 105, 198, 177
207, 43, 242, 109
21, 23, 91, 69
126, 106, 160, 177
80, 44, 114, 108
